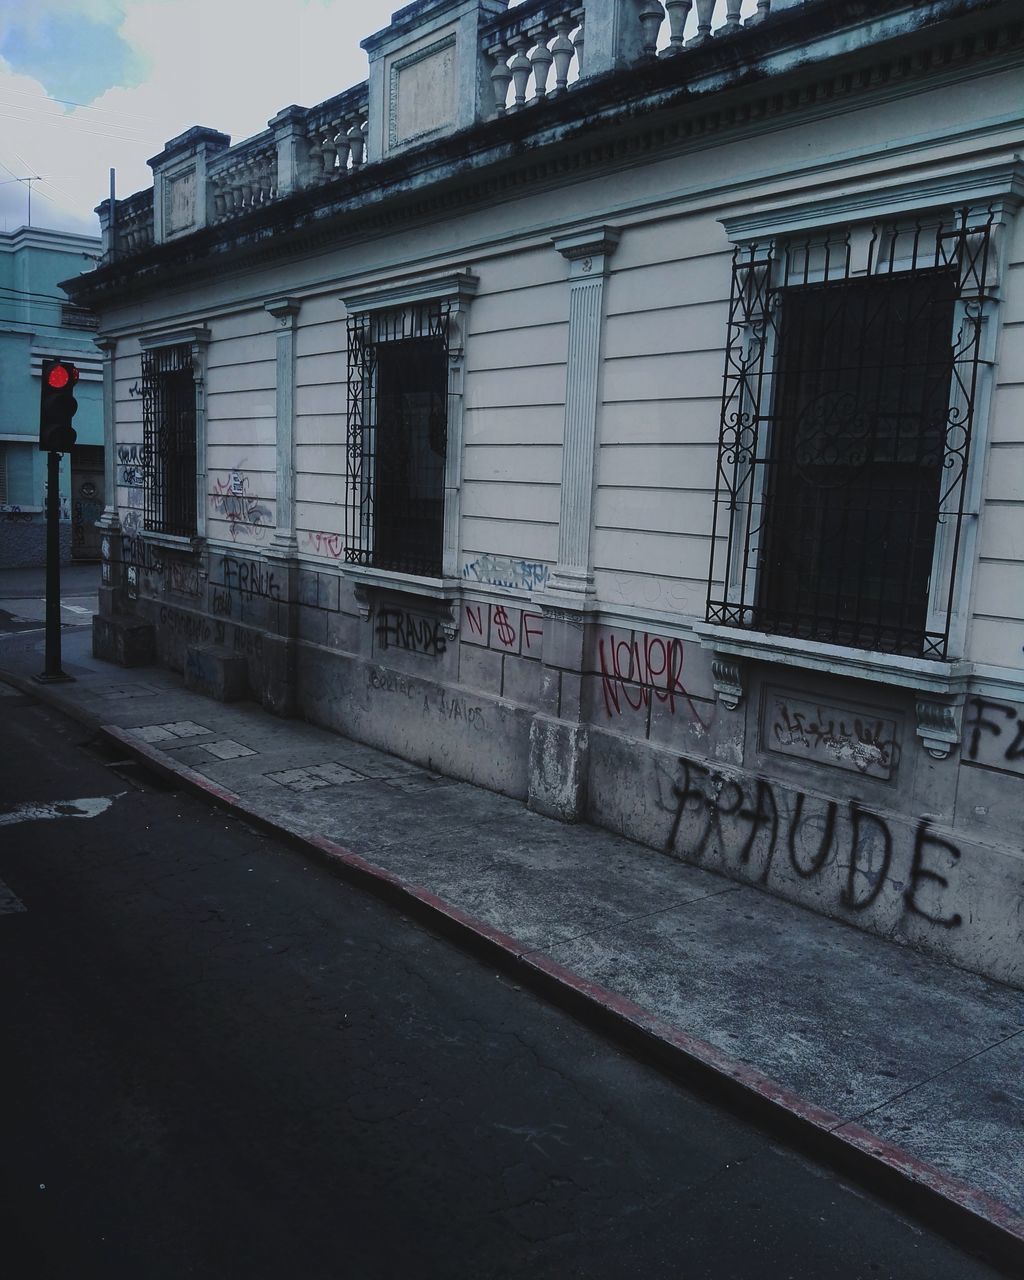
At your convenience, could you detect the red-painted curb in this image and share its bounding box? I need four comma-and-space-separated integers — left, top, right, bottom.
87, 724, 1024, 1271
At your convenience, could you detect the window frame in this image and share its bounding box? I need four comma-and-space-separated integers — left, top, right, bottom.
694, 161, 1022, 704
137, 327, 209, 545
708, 214, 989, 661
340, 271, 476, 595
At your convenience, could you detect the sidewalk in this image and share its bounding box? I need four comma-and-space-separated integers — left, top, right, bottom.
3, 625, 1023, 1265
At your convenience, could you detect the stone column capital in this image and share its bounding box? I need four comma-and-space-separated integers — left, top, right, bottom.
265, 297, 302, 327
553, 225, 621, 278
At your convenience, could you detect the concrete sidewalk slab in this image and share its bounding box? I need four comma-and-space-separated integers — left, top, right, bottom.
3, 625, 1023, 1268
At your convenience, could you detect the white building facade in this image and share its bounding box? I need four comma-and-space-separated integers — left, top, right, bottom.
70, 0, 1024, 986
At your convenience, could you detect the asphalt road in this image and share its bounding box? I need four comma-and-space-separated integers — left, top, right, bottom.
0, 688, 1011, 1280
0, 564, 99, 668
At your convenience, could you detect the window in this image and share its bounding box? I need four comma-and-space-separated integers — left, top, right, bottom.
706, 209, 993, 660
0, 445, 8, 505
141, 342, 198, 537
345, 296, 461, 579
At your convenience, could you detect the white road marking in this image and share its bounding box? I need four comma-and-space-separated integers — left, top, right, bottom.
61, 604, 92, 615
0, 877, 27, 914
0, 794, 124, 827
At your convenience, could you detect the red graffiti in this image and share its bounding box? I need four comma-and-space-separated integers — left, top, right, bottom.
598, 630, 711, 728
464, 604, 485, 636
306, 531, 344, 559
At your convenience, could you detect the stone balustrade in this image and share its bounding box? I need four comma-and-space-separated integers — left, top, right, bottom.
303, 83, 370, 183
113, 188, 155, 256
651, 0, 770, 54
208, 134, 278, 221
483, 1, 586, 115
482, 0, 771, 117
101, 1, 784, 255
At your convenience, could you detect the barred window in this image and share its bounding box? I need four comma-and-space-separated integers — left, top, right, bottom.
141, 343, 197, 537
345, 301, 451, 578
0, 444, 8, 505
706, 210, 993, 660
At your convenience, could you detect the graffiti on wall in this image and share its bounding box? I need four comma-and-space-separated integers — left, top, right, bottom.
376, 608, 447, 657
598, 629, 711, 727
963, 696, 1024, 775
656, 756, 963, 930
463, 602, 543, 657
462, 554, 550, 593
304, 531, 344, 559
367, 664, 486, 732
222, 556, 281, 601
212, 467, 272, 541
764, 689, 899, 780
116, 444, 146, 488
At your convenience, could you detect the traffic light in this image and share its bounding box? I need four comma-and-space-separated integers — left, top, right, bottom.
39, 358, 79, 452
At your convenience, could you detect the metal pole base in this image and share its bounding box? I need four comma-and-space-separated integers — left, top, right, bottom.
33, 670, 76, 684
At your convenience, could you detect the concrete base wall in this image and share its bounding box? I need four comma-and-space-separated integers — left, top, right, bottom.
297, 643, 533, 800
99, 533, 1024, 990
586, 727, 1024, 990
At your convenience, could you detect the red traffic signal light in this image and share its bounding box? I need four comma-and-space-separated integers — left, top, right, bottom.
39, 358, 79, 452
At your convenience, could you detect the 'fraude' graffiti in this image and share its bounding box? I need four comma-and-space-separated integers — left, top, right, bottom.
658, 757, 964, 930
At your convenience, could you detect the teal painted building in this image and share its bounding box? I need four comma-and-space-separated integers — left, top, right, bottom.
0, 225, 103, 566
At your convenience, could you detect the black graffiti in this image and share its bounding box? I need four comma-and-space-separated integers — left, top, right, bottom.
659, 758, 962, 929
222, 557, 280, 601
159, 605, 212, 646
121, 534, 163, 575
167, 560, 199, 597
369, 668, 414, 698
376, 608, 446, 657
964, 696, 1024, 764
211, 587, 233, 618
232, 627, 263, 658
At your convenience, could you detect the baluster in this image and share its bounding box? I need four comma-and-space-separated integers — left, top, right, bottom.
509, 34, 532, 110
688, 0, 714, 45
308, 136, 323, 181
573, 16, 585, 76
244, 161, 257, 209
724, 0, 743, 29
335, 128, 351, 174
321, 130, 338, 177
348, 117, 366, 168
550, 18, 575, 93
746, 0, 770, 23
664, 0, 692, 53
489, 43, 512, 115
639, 2, 665, 60
212, 179, 226, 220
529, 27, 553, 100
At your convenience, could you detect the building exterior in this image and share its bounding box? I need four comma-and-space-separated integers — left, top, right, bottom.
0, 226, 104, 566
69, 0, 1024, 987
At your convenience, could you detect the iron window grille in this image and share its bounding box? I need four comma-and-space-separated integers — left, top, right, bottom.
141, 343, 197, 537
706, 209, 994, 660
0, 444, 7, 505
345, 300, 451, 578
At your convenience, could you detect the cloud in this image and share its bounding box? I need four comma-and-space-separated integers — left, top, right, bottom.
0, 0, 398, 233
0, 1, 144, 104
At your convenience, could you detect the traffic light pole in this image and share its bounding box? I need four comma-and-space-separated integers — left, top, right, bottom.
34, 450, 74, 685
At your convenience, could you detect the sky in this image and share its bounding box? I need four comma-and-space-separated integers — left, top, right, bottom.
0, 0, 403, 236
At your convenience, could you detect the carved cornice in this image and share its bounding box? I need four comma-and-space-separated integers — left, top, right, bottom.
67, 7, 1024, 309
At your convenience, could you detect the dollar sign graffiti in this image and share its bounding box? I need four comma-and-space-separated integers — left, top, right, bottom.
494, 606, 516, 648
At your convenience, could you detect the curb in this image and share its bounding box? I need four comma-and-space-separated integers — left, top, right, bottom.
4, 666, 1022, 1273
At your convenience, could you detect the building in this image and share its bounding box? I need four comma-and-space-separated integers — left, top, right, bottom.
0, 226, 104, 566
68, 0, 1024, 987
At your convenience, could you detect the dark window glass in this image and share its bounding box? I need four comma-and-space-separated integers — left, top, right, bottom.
756, 270, 956, 652
142, 345, 196, 537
